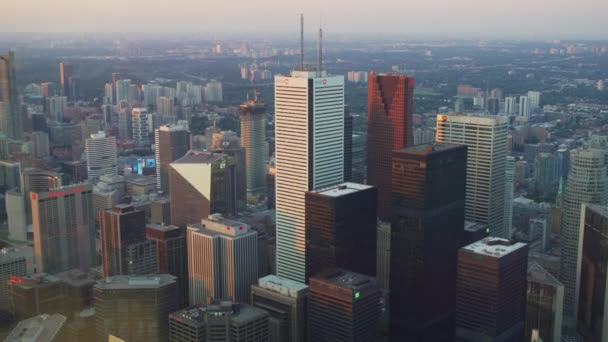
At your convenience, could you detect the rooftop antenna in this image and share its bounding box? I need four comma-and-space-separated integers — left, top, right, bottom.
300, 14, 304, 70
317, 19, 323, 76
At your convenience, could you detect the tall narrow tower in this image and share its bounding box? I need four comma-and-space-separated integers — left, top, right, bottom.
367, 72, 414, 221
0, 51, 23, 140
239, 93, 267, 203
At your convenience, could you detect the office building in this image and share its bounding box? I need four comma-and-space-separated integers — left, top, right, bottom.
169, 150, 237, 227
85, 132, 117, 179
94, 275, 178, 342
534, 153, 556, 193
0, 246, 33, 323
561, 148, 608, 321
115, 79, 131, 105
40, 82, 55, 98
118, 109, 132, 140
577, 203, 608, 341
168, 300, 269, 342
123, 240, 157, 275
0, 160, 21, 192
250, 275, 308, 342
505, 96, 517, 114
59, 62, 74, 100
351, 132, 367, 184
5, 313, 67, 342
156, 96, 175, 116
131, 107, 150, 147
455, 237, 528, 342
104, 82, 113, 105
505, 156, 515, 239
207, 131, 247, 211
367, 72, 414, 220
31, 184, 95, 274
30, 131, 50, 158
390, 143, 467, 340
22, 168, 62, 226
528, 91, 541, 113
487, 97, 500, 115
344, 108, 353, 182
99, 205, 147, 278
45, 96, 67, 123
308, 269, 382, 342
436, 114, 509, 238
204, 80, 223, 103
240, 94, 267, 202
155, 124, 189, 192
519, 96, 530, 117
146, 223, 188, 307
274, 70, 344, 283
525, 262, 563, 342
6, 191, 27, 241
187, 214, 258, 305
305, 182, 377, 280
0, 51, 23, 140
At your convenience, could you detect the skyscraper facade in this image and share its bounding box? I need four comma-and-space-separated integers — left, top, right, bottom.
46, 96, 67, 123
367, 72, 414, 221
31, 184, 95, 274
0, 246, 33, 323
561, 148, 608, 321
131, 107, 150, 147
187, 215, 258, 305
577, 203, 608, 342
305, 182, 377, 280
505, 96, 518, 114
155, 124, 189, 192
85, 132, 117, 179
519, 96, 530, 117
239, 95, 267, 202
99, 205, 147, 278
526, 262, 563, 342
390, 143, 467, 340
456, 237, 528, 341
436, 114, 509, 238
504, 156, 515, 239
0, 51, 23, 140
527, 91, 541, 113
308, 269, 382, 342
250, 275, 308, 342
168, 150, 237, 227
59, 63, 74, 100
274, 70, 344, 283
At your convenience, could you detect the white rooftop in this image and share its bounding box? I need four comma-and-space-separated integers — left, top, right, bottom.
463, 237, 527, 258
5, 314, 66, 342
257, 275, 308, 298
310, 182, 373, 198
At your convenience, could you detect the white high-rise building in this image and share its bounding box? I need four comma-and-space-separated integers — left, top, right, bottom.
85, 131, 117, 179
104, 83, 113, 105
519, 96, 530, 117
527, 91, 541, 113
436, 114, 509, 238
46, 96, 67, 122
115, 79, 131, 104
274, 70, 344, 282
505, 96, 517, 114
187, 214, 258, 305
504, 156, 515, 239
204, 80, 223, 103
132, 107, 150, 147
560, 148, 608, 324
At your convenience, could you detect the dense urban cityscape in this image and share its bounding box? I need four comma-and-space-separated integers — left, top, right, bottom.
1, 7, 608, 342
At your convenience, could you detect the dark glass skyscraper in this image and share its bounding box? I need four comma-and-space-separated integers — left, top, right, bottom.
154, 124, 189, 192
305, 182, 377, 281
60, 62, 74, 100
0, 51, 23, 140
367, 72, 414, 221
389, 143, 467, 341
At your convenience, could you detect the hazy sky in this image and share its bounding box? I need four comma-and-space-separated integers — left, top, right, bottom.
2, 0, 607, 39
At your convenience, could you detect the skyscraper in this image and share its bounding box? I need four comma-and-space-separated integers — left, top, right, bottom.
577, 203, 608, 341
99, 205, 147, 278
519, 96, 530, 117
250, 275, 308, 342
115, 79, 131, 105
455, 237, 528, 341
436, 114, 509, 238
0, 51, 23, 140
187, 214, 258, 305
146, 223, 188, 307
94, 275, 178, 342
31, 184, 95, 274
131, 107, 150, 147
169, 300, 269, 342
274, 70, 344, 283
59, 63, 73, 100
505, 96, 518, 114
527, 91, 541, 113
155, 124, 189, 192
0, 246, 33, 323
504, 156, 515, 239
308, 269, 382, 342
305, 182, 377, 280
344, 106, 353, 182
46, 96, 67, 122
168, 150, 237, 227
85, 132, 117, 179
204, 80, 223, 103
367, 72, 414, 221
561, 148, 608, 322
526, 262, 563, 342
390, 143, 467, 340
239, 94, 267, 203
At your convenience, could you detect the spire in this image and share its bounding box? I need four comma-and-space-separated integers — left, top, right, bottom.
317, 25, 323, 76
300, 14, 304, 71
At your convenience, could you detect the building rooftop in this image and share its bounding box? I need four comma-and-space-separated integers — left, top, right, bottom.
585, 203, 608, 218
397, 142, 465, 156
309, 182, 374, 198
311, 269, 375, 290
173, 150, 226, 164
126, 175, 156, 186
189, 214, 253, 238
94, 274, 176, 290
464, 221, 489, 233
437, 113, 508, 125
462, 237, 527, 258
159, 124, 187, 132
256, 275, 308, 298
527, 262, 564, 288
146, 223, 181, 233
0, 246, 33, 263
170, 300, 267, 327
5, 314, 67, 342
54, 269, 96, 288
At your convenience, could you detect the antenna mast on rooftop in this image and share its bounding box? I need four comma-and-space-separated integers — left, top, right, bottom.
317, 24, 323, 76
300, 14, 304, 70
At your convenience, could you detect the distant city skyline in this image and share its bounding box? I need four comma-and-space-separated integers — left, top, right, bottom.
2, 0, 608, 39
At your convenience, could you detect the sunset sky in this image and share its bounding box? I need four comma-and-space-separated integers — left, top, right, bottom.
2, 0, 607, 39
